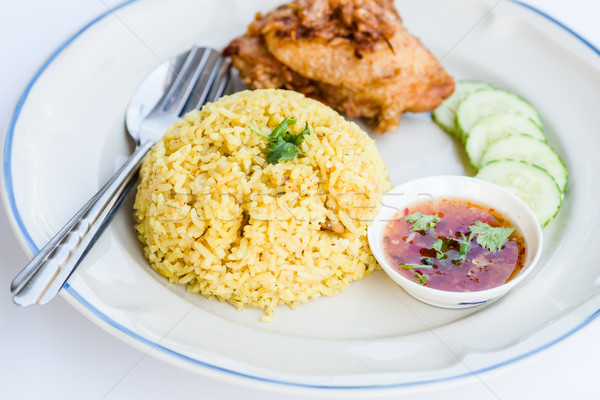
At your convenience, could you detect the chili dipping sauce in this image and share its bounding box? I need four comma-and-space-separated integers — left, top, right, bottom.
383, 198, 526, 292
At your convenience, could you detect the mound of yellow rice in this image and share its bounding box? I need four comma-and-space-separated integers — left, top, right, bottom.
134, 89, 391, 320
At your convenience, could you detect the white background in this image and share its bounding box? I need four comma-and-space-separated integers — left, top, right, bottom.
1, 1, 599, 399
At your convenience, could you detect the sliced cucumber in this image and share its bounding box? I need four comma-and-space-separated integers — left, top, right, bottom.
457, 88, 543, 141
480, 134, 567, 193
465, 112, 546, 168
475, 160, 562, 226
432, 80, 492, 137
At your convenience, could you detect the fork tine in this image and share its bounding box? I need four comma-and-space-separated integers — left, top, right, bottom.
162, 51, 188, 95
159, 46, 210, 115
205, 58, 231, 104
180, 49, 226, 115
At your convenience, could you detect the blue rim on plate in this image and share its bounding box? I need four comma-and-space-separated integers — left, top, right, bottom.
2, 0, 600, 391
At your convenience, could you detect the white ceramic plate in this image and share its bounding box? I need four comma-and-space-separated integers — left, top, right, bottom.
3, 0, 600, 394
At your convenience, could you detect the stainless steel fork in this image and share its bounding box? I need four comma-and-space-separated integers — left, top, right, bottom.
11, 46, 231, 306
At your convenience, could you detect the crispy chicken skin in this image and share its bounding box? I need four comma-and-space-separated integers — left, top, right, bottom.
224, 0, 455, 132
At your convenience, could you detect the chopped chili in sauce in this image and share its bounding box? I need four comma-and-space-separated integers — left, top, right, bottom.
383, 198, 526, 292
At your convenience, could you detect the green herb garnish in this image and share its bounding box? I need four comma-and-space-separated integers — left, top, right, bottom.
468, 221, 515, 253
404, 212, 440, 233
414, 271, 428, 285
399, 265, 431, 285
431, 238, 448, 260
399, 264, 434, 270
454, 232, 475, 265
457, 242, 471, 262
399, 265, 430, 285
250, 117, 311, 164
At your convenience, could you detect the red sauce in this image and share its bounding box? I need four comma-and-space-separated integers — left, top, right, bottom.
383, 198, 526, 292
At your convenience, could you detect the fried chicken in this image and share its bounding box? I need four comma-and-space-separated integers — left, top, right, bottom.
224, 0, 455, 132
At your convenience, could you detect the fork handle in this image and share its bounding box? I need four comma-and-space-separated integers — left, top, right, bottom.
10, 141, 154, 306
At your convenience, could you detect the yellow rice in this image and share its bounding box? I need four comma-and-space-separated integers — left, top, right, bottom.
134, 89, 391, 320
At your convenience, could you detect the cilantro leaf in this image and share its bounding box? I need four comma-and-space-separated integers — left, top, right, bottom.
250, 117, 311, 164
452, 232, 473, 265
457, 242, 471, 262
404, 212, 440, 233
469, 221, 515, 253
431, 238, 448, 260
266, 137, 301, 164
271, 117, 296, 139
460, 231, 475, 244
282, 122, 310, 146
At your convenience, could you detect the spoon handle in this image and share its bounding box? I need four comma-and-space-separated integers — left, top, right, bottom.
10, 141, 154, 306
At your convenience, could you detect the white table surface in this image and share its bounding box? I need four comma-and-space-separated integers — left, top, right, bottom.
1, 1, 599, 399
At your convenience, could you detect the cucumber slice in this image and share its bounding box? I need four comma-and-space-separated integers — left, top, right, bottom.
465, 112, 546, 168
480, 134, 568, 193
432, 80, 492, 137
457, 88, 543, 140
475, 160, 562, 226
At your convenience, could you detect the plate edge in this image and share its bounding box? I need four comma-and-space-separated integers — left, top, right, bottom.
2, 0, 600, 392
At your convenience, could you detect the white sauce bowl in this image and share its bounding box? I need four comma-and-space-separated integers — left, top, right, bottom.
368, 175, 543, 308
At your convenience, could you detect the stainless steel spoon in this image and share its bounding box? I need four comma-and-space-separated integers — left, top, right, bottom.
10, 46, 231, 306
